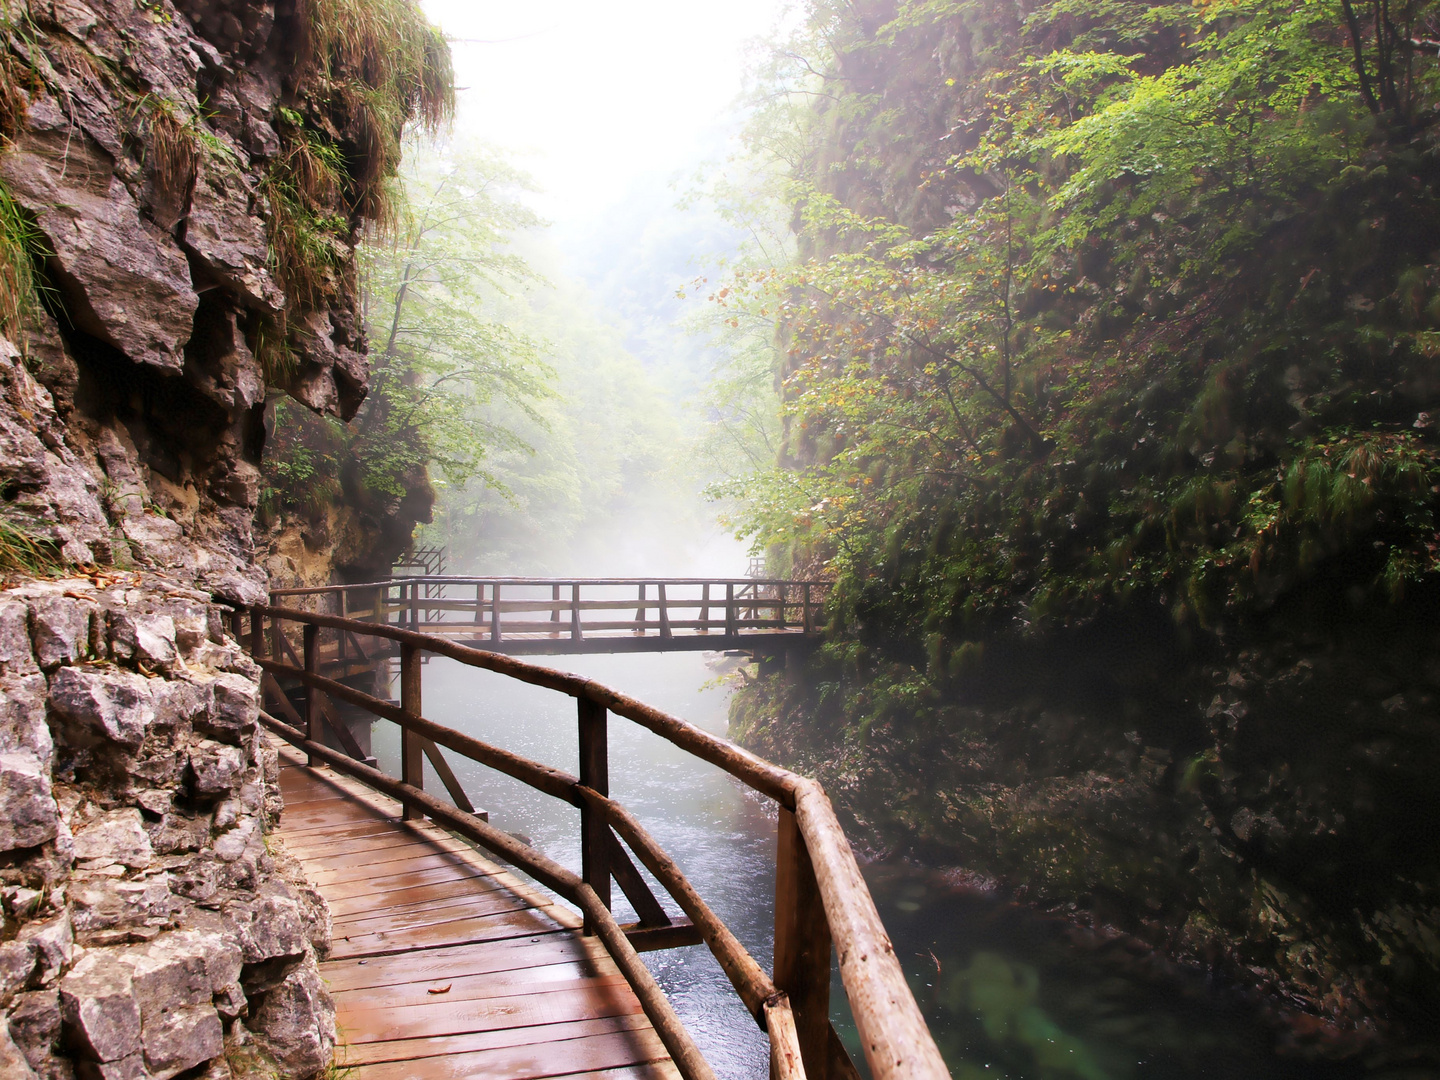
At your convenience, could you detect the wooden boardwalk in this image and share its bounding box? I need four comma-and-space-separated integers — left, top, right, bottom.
272, 744, 680, 1080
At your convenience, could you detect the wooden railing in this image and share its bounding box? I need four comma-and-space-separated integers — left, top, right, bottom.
269, 577, 831, 645
236, 603, 946, 1080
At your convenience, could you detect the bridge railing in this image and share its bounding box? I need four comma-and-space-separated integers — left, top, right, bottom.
235, 602, 946, 1080
270, 577, 832, 644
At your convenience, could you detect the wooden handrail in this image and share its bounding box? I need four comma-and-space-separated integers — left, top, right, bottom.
253, 709, 718, 1080
247, 603, 947, 1080
272, 575, 833, 593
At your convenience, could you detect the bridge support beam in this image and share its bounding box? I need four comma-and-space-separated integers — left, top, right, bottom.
400, 643, 424, 821
774, 806, 831, 1080
578, 698, 611, 928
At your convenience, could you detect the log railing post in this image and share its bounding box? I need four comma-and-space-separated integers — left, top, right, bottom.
551, 583, 561, 635
338, 591, 348, 662
803, 583, 813, 634
571, 584, 583, 640
400, 643, 424, 821
700, 583, 710, 631
658, 583, 672, 639
491, 583, 502, 643
409, 581, 419, 633
578, 697, 610, 929
268, 613, 283, 664
774, 807, 831, 1080
634, 584, 646, 634
475, 582, 484, 626
249, 609, 266, 659
725, 583, 737, 637
303, 623, 322, 767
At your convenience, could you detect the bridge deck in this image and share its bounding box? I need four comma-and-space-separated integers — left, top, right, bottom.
272, 743, 679, 1080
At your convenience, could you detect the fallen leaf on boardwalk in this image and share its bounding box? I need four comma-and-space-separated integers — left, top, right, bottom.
427, 984, 452, 995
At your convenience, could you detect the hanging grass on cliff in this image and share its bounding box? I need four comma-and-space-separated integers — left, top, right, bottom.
259, 0, 453, 380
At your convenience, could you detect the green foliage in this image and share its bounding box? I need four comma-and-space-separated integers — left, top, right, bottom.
720, 0, 1440, 658
262, 141, 550, 520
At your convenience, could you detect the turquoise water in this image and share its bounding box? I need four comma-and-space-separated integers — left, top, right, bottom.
371, 652, 1372, 1080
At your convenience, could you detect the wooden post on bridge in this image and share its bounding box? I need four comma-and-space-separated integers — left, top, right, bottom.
303, 624, 322, 768
634, 584, 646, 634
578, 697, 610, 930
803, 583, 813, 634
474, 582, 484, 626
700, 583, 710, 631
551, 583, 561, 635
249, 609, 265, 660
400, 643, 424, 821
657, 584, 672, 639
774, 807, 832, 1080
725, 583, 737, 637
571, 583, 583, 640
338, 591, 348, 662
490, 583, 501, 643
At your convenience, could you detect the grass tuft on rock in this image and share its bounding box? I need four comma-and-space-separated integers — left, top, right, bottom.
0, 515, 66, 576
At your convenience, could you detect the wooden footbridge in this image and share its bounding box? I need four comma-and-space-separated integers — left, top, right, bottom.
234, 598, 947, 1080
269, 576, 831, 656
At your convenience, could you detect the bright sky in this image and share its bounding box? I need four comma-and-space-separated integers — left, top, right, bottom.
421, 0, 785, 229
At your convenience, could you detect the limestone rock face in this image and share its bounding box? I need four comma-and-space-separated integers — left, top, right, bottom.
0, 576, 335, 1080
0, 1, 380, 1075
0, 0, 373, 609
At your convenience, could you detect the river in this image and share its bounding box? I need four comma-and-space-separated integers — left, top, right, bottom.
372, 651, 1367, 1080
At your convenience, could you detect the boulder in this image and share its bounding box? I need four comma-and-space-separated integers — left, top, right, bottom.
187, 741, 244, 798
183, 154, 283, 313
222, 891, 306, 968
140, 1005, 222, 1080
7, 989, 62, 1074
196, 674, 257, 745
0, 602, 38, 675
122, 933, 224, 1080
247, 964, 334, 1078
70, 877, 175, 940
18, 910, 74, 986
0, 674, 55, 769
108, 614, 178, 670
58, 952, 141, 1064
211, 816, 258, 863
0, 939, 37, 999
0, 106, 198, 373
48, 668, 157, 752
0, 752, 58, 850
27, 598, 91, 670
0, 1024, 38, 1079
73, 811, 153, 870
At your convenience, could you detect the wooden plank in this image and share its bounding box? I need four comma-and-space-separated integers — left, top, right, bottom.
335, 966, 630, 1011
319, 934, 593, 993
307, 848, 491, 886
268, 744, 682, 1080
329, 907, 565, 960
334, 890, 533, 934
337, 980, 644, 1043
316, 863, 507, 902
324, 874, 515, 919
345, 1028, 670, 1080
338, 1013, 656, 1066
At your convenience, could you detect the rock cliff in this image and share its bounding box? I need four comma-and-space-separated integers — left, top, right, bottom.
0, 0, 449, 1075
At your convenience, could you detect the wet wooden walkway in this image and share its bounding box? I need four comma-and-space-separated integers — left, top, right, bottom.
272, 743, 680, 1080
